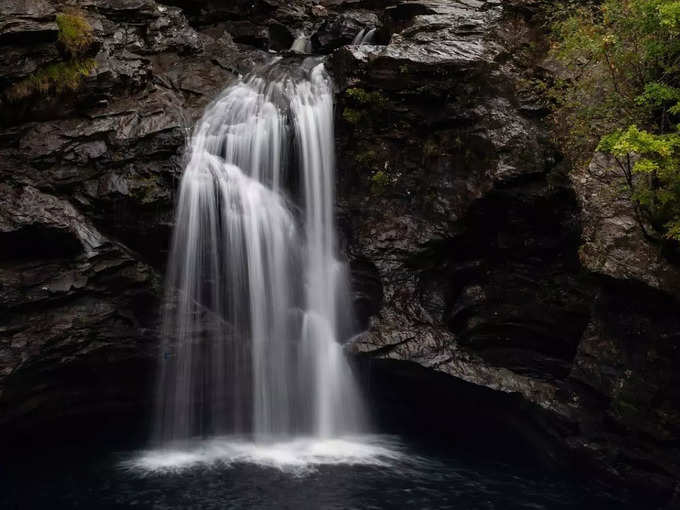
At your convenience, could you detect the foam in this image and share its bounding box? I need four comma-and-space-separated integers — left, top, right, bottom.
122, 435, 410, 475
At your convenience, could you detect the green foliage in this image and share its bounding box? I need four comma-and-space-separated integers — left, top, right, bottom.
341, 87, 387, 127
342, 107, 363, 124
345, 87, 387, 107
636, 82, 680, 109
370, 170, 390, 194
7, 59, 96, 102
354, 149, 377, 165
550, 0, 680, 240
370, 170, 389, 186
56, 12, 94, 56
4, 10, 95, 102
598, 126, 680, 238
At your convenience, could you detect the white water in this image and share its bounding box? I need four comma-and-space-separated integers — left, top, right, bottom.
125, 435, 411, 475
352, 28, 376, 46
290, 34, 312, 54
154, 62, 365, 444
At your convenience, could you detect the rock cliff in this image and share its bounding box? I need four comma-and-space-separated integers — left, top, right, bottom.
1, 0, 678, 505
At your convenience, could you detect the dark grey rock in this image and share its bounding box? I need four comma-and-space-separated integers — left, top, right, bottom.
313, 10, 380, 52
0, 0, 57, 44
0, 0, 679, 505
331, 0, 680, 503
571, 152, 680, 295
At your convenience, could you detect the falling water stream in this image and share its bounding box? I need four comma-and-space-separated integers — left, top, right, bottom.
154, 60, 364, 446
0, 57, 636, 510
352, 27, 377, 46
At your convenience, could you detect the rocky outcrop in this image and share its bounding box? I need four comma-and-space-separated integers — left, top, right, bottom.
0, 0, 266, 433
0, 183, 159, 431
572, 152, 680, 294
566, 153, 680, 501
333, 0, 577, 408
329, 0, 680, 504
1, 0, 679, 505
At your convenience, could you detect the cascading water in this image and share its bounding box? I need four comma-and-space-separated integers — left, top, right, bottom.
154, 61, 365, 444
352, 28, 377, 46
290, 34, 312, 54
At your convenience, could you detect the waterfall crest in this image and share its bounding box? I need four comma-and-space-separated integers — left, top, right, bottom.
155, 62, 365, 443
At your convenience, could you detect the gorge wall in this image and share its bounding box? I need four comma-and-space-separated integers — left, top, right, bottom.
1, 0, 679, 505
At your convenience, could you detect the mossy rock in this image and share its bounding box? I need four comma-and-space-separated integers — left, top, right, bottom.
345, 87, 387, 108
342, 107, 363, 124
354, 149, 378, 166
6, 59, 96, 102
370, 170, 391, 195
4, 10, 96, 102
56, 12, 94, 57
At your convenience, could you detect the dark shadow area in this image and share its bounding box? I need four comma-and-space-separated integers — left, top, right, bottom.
355, 357, 573, 470
0, 355, 155, 459
0, 353, 637, 509
0, 226, 83, 260
2, 352, 571, 471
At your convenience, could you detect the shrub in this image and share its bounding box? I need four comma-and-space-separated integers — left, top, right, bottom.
56, 12, 94, 56
550, 0, 680, 240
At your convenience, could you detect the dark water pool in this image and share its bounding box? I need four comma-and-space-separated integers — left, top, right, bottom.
1, 435, 634, 509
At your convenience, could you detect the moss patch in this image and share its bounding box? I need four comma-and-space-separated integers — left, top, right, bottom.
341, 88, 388, 130
56, 12, 94, 56
7, 59, 96, 102
345, 87, 387, 108
5, 10, 96, 102
370, 169, 390, 195
354, 149, 377, 166
342, 107, 363, 124
370, 170, 389, 187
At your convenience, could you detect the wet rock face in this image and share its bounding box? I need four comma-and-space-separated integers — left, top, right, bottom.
0, 0, 273, 265
0, 0, 269, 433
0, 0, 60, 88
566, 153, 680, 497
0, 0, 58, 45
313, 9, 381, 52
332, 0, 574, 381
571, 153, 680, 295
0, 183, 160, 431
330, 0, 680, 502
566, 280, 680, 499
1, 0, 679, 503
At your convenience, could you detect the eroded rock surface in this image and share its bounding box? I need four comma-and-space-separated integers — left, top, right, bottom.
572, 152, 680, 294
0, 0, 679, 504
330, 0, 680, 502
0, 0, 264, 433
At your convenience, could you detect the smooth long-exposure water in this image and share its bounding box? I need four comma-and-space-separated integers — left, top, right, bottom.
156, 60, 363, 443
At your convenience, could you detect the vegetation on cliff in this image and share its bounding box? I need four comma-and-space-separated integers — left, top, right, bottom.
7, 59, 96, 101
6, 11, 95, 102
550, 0, 680, 240
56, 11, 95, 57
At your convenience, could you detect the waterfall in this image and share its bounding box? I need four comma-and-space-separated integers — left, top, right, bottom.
154, 62, 365, 443
352, 28, 376, 46
290, 34, 311, 54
